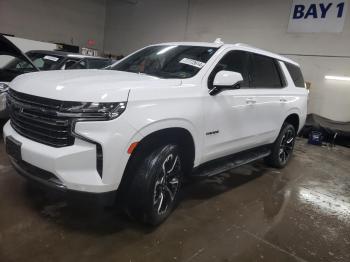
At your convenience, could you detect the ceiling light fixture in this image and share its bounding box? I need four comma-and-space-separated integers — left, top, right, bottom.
325, 75, 350, 81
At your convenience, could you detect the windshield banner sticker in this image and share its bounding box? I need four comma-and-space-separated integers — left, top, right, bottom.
44, 55, 59, 62
179, 58, 206, 68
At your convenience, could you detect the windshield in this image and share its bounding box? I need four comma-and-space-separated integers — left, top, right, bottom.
3, 52, 65, 71
0, 54, 37, 73
111, 45, 218, 79
26, 53, 64, 70
68, 58, 112, 70
0, 54, 38, 82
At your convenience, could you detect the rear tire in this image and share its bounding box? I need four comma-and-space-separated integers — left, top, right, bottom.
125, 144, 183, 226
265, 123, 296, 168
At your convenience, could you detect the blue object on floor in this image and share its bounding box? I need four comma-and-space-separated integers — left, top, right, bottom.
308, 131, 323, 145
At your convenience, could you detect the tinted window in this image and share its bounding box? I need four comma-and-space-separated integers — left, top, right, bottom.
208, 51, 250, 88
69, 60, 87, 69
285, 62, 305, 88
61, 59, 80, 69
87, 59, 111, 69
112, 45, 218, 79
250, 54, 283, 88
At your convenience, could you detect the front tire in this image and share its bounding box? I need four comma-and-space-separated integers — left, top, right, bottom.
265, 123, 296, 168
125, 144, 183, 225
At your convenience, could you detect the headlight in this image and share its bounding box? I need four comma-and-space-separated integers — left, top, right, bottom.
0, 83, 9, 94
59, 102, 127, 120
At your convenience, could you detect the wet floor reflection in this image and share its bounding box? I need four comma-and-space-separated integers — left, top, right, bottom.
0, 138, 350, 261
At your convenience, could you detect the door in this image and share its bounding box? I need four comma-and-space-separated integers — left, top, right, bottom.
247, 53, 287, 143
202, 50, 261, 162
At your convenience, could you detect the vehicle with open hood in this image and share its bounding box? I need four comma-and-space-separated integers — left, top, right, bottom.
0, 35, 39, 118
0, 36, 114, 119
11, 50, 115, 71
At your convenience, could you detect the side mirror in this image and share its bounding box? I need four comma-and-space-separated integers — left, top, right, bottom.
209, 70, 243, 96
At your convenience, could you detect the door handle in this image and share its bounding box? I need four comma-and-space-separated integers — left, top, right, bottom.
246, 98, 256, 104
280, 98, 287, 103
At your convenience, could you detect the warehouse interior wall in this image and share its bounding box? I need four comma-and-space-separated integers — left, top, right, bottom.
104, 0, 350, 122
0, 0, 106, 51
0, 0, 349, 121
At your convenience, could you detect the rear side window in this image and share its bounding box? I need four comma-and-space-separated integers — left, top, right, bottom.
250, 54, 284, 88
285, 63, 305, 88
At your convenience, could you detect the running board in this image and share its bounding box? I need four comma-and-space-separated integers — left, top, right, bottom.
192, 146, 271, 178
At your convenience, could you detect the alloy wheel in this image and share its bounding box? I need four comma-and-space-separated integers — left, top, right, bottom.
153, 153, 181, 215
278, 128, 295, 165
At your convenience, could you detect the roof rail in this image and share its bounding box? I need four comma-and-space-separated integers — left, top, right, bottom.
235, 43, 298, 65
235, 43, 260, 49
235, 43, 275, 54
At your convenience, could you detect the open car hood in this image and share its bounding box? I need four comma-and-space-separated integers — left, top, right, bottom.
0, 35, 38, 70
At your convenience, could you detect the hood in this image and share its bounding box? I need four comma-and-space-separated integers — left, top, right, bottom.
10, 69, 182, 102
0, 35, 38, 69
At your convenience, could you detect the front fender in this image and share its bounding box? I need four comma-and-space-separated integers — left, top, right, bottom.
135, 118, 202, 166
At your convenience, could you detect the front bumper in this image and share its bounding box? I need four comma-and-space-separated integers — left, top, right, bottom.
10, 157, 116, 205
3, 116, 142, 194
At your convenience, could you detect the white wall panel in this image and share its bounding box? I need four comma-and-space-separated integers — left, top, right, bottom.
0, 0, 349, 121
0, 0, 106, 50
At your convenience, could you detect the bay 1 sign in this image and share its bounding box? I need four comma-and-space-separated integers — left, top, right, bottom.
288, 0, 348, 33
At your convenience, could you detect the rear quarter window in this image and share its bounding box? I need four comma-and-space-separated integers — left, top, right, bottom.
285, 63, 305, 88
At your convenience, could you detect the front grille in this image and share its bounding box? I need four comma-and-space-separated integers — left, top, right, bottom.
7, 89, 75, 147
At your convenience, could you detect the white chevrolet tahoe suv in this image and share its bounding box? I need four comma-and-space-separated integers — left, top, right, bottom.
3, 41, 307, 225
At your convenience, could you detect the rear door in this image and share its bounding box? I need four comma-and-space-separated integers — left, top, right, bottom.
247, 53, 286, 143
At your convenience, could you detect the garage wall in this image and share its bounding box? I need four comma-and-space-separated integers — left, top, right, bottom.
0, 0, 106, 50
104, 0, 189, 55
103, 0, 350, 122
1, 0, 349, 121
